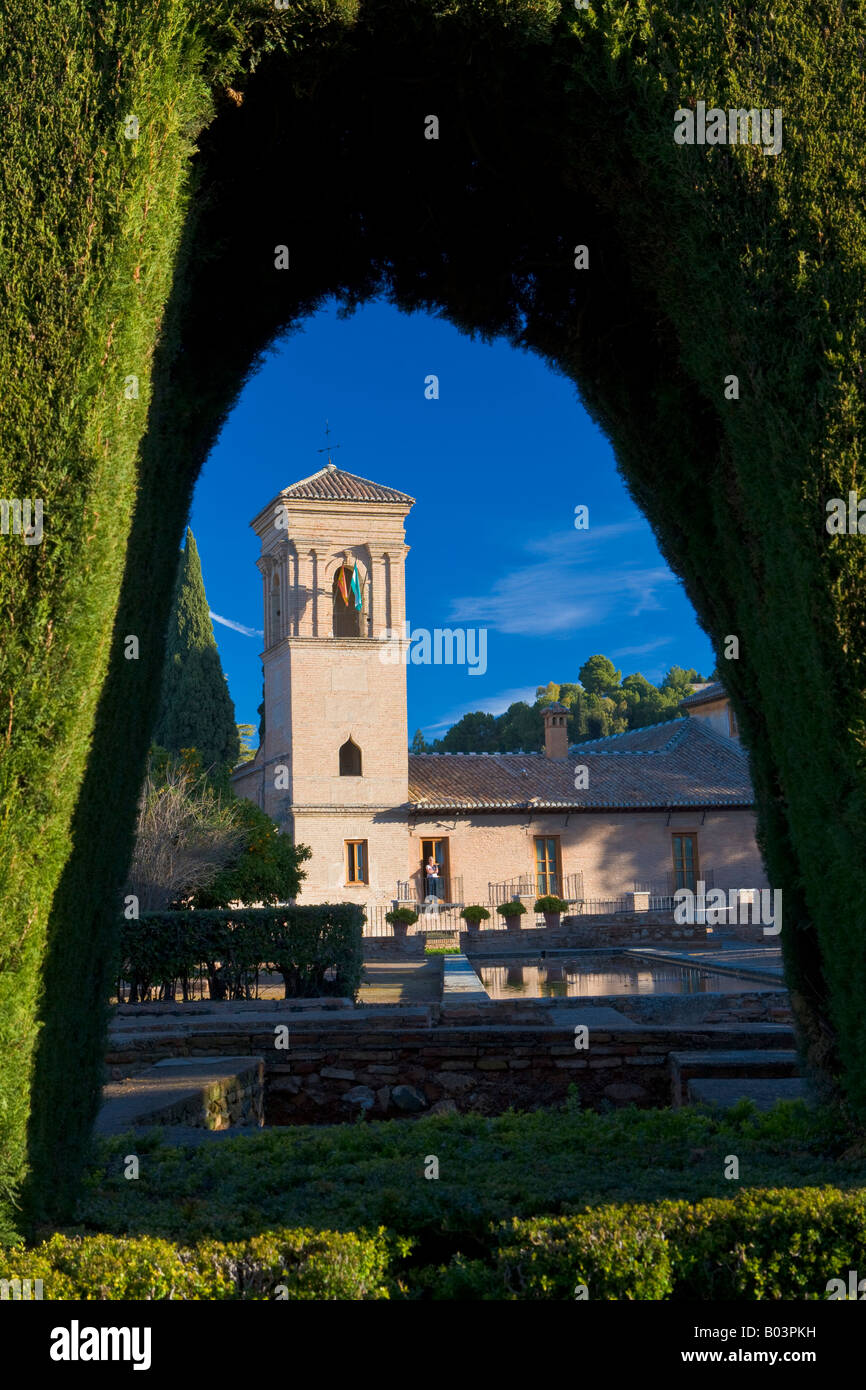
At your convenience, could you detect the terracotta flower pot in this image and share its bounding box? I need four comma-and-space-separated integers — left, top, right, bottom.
391, 920, 409, 938
543, 913, 561, 930
503, 915, 523, 932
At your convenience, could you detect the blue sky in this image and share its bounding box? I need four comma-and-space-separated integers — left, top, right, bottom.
189, 298, 714, 741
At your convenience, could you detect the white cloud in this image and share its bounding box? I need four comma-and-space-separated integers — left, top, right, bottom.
421, 685, 539, 734
447, 519, 675, 636
611, 637, 673, 658
210, 611, 263, 638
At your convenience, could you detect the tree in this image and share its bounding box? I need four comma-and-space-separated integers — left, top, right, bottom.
194, 800, 311, 908
153, 529, 240, 784
434, 711, 499, 753
661, 665, 703, 698
124, 758, 247, 915
410, 728, 428, 754
578, 655, 621, 697
236, 723, 258, 764
498, 701, 543, 752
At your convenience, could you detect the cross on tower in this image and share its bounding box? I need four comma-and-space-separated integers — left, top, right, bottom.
316, 420, 342, 468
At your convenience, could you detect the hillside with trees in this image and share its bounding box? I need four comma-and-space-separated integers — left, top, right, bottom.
411, 656, 715, 754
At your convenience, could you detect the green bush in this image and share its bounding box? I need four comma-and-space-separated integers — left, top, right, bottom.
9, 1179, 864, 1300
0, 1227, 404, 1300
495, 900, 527, 917
534, 896, 567, 914
119, 903, 364, 1001
460, 905, 491, 923
384, 908, 419, 926
427, 1188, 866, 1300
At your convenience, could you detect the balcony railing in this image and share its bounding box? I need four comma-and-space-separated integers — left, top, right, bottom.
488, 871, 584, 905
634, 869, 715, 899
396, 876, 464, 907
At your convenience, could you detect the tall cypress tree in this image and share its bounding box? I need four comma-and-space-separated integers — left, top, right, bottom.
153, 528, 240, 777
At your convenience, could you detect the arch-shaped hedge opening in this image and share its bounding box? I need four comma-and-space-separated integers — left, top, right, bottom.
5, 0, 865, 1231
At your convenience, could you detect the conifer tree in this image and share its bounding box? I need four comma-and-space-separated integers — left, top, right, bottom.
153, 529, 240, 779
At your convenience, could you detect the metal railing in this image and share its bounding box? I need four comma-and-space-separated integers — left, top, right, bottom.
488, 871, 584, 905
395, 875, 464, 907
634, 869, 715, 896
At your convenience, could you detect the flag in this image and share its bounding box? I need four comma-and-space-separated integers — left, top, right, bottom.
350, 562, 362, 612
337, 567, 350, 606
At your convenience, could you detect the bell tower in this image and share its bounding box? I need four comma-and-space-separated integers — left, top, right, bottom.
234, 461, 414, 906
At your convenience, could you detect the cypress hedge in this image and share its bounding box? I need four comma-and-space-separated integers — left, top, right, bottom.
2, 0, 865, 1239
119, 902, 364, 1001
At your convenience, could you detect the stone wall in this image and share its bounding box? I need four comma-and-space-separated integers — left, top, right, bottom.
438, 992, 790, 1028
362, 934, 425, 961
460, 913, 711, 954
264, 1022, 794, 1124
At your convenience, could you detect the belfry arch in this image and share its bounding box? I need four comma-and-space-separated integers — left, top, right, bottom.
7, 2, 865, 1230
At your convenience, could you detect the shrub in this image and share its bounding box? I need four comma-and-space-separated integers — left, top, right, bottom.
495, 900, 527, 917
0, 1227, 404, 1300
428, 1187, 866, 1300
460, 905, 491, 923
534, 896, 568, 914
384, 908, 419, 926
119, 902, 364, 1002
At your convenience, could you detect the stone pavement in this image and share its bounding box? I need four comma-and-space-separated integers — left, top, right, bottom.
358, 957, 443, 1005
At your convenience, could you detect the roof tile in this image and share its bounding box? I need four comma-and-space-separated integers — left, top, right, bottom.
409, 719, 752, 811
281, 464, 414, 505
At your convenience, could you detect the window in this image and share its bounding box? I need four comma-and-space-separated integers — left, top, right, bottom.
269, 573, 281, 645
728, 705, 739, 737
534, 836, 560, 896
345, 840, 368, 885
339, 738, 362, 776
332, 566, 362, 638
672, 833, 699, 892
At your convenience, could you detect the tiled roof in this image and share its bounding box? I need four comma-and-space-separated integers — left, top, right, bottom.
280, 464, 415, 505
679, 680, 727, 708
408, 718, 753, 811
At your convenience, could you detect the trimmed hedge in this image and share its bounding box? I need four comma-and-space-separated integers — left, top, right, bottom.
426, 1188, 866, 1301
1, 1227, 403, 1300
119, 903, 364, 1001
4, 1188, 863, 1300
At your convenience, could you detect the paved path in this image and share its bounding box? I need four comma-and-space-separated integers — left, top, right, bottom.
358, 957, 443, 1006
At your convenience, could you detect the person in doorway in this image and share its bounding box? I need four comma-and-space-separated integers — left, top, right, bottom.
425, 854, 443, 900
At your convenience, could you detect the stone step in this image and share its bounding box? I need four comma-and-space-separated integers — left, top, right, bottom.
113, 996, 354, 1017
96, 1056, 264, 1136
669, 1049, 799, 1107
687, 1076, 809, 1111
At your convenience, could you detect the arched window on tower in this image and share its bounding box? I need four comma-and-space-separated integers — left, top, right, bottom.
339, 738, 362, 776
332, 565, 362, 637
269, 572, 281, 645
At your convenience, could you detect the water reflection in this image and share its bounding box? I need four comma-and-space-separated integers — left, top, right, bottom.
478, 956, 764, 999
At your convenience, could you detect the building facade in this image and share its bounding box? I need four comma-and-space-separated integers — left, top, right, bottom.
233, 464, 768, 912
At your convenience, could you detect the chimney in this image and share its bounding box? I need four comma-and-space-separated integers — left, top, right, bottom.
542, 703, 569, 759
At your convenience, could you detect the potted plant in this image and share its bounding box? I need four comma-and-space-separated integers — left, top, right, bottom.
496, 899, 527, 932
534, 895, 568, 929
460, 905, 491, 928
385, 907, 419, 939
